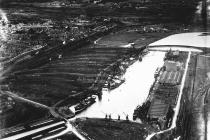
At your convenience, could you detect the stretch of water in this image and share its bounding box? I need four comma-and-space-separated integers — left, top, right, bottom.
77, 51, 165, 120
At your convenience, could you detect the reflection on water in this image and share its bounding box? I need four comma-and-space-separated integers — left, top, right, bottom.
77, 51, 165, 120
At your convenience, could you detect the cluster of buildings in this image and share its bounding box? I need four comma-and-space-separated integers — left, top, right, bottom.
10, 13, 117, 55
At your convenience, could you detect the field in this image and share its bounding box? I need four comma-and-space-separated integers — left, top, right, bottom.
4, 47, 141, 104
74, 118, 157, 140
95, 24, 193, 49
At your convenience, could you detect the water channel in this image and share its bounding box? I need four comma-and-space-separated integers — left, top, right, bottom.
77, 51, 166, 120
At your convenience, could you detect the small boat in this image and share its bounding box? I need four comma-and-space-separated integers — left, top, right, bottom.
139, 56, 142, 61
109, 77, 125, 90
154, 67, 160, 78
74, 96, 96, 114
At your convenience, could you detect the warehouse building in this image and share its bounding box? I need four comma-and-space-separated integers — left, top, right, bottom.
164, 60, 182, 71
159, 71, 182, 86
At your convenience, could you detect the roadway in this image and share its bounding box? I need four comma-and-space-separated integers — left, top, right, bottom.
0, 90, 50, 110
1, 119, 87, 140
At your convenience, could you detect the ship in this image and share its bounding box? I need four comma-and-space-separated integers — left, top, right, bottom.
74, 96, 96, 114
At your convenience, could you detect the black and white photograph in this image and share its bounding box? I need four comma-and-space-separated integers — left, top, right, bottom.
0, 0, 209, 139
